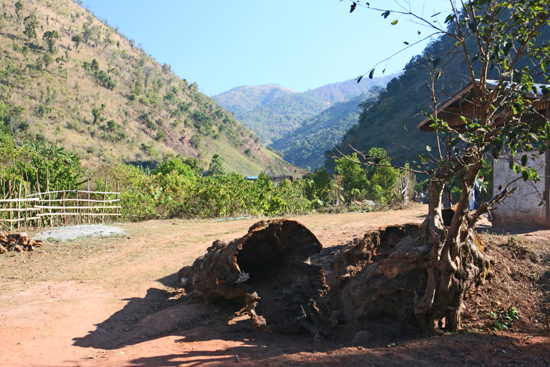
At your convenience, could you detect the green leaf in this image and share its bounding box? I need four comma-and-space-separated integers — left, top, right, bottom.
391, 19, 398, 25
368, 69, 375, 79
521, 154, 528, 166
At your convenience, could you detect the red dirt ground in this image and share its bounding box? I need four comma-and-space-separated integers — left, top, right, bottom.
1, 205, 549, 366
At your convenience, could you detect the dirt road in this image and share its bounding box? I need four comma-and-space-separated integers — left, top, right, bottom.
1, 205, 549, 366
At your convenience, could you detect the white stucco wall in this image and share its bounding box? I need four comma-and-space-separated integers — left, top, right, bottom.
492, 153, 547, 227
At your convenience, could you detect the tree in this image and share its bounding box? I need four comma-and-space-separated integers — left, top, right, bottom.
42, 30, 60, 53
335, 153, 369, 203
365, 147, 398, 203
92, 104, 105, 125
337, 0, 550, 334
71, 34, 83, 50
42, 54, 53, 68
14, 1, 23, 18
91, 58, 99, 72
152, 158, 197, 181
181, 157, 204, 176
23, 15, 38, 41
205, 154, 226, 177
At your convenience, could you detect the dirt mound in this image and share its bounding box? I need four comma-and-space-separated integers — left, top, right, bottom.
35, 224, 126, 242
462, 233, 550, 335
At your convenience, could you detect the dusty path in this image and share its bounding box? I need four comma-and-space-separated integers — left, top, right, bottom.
0, 205, 549, 366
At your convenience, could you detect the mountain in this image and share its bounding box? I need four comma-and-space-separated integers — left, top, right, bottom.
235, 93, 331, 145
214, 76, 396, 145
270, 92, 379, 170
302, 76, 395, 105
212, 85, 298, 116
0, 0, 301, 176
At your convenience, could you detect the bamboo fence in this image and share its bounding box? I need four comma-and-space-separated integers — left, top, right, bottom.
0, 180, 120, 231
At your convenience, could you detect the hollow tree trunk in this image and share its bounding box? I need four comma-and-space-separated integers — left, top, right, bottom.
178, 219, 327, 334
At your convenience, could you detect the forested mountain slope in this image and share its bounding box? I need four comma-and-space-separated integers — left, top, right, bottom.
212, 85, 298, 117
328, 14, 550, 170
270, 92, 378, 170
235, 93, 331, 145
0, 0, 300, 176
214, 77, 394, 145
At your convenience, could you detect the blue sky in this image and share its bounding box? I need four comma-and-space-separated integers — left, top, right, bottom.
80, 1, 453, 96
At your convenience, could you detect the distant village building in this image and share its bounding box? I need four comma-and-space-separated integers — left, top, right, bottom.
418, 80, 550, 228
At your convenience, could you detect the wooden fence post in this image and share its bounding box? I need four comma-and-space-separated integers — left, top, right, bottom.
8, 180, 12, 232
87, 180, 91, 224
103, 178, 107, 224
116, 182, 120, 221
76, 189, 80, 225
47, 177, 53, 228
17, 182, 21, 230
23, 184, 27, 229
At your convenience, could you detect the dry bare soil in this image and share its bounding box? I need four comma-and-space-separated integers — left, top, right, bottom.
1, 205, 549, 366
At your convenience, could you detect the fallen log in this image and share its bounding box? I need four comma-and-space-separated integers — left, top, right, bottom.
178, 219, 327, 334
178, 218, 489, 342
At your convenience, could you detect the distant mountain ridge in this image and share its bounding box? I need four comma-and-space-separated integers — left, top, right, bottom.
213, 85, 298, 117
214, 75, 397, 146
236, 93, 331, 145
302, 77, 393, 105
271, 92, 378, 170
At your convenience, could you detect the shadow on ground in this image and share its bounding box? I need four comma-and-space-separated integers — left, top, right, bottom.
99, 332, 550, 367
73, 272, 193, 349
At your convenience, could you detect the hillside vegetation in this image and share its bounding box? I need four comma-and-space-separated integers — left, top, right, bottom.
0, 0, 411, 224
0, 0, 300, 176
214, 77, 394, 145
271, 92, 378, 170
